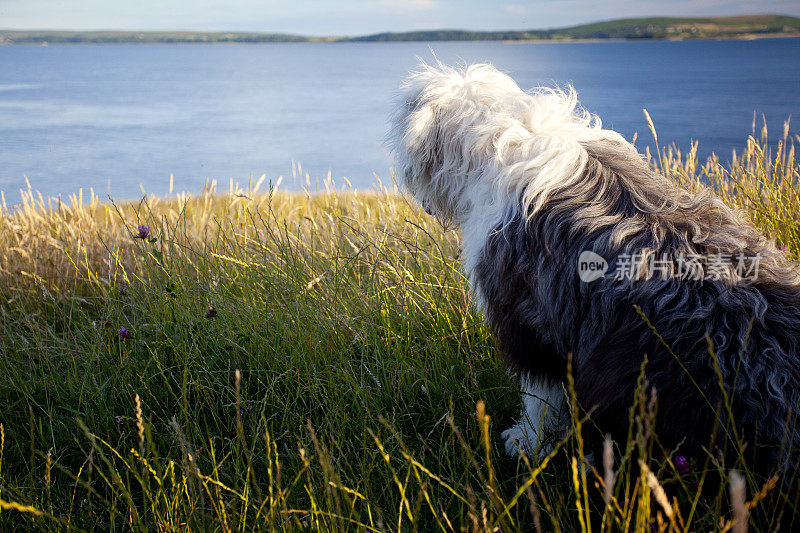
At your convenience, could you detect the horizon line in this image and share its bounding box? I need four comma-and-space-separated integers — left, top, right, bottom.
2, 12, 797, 39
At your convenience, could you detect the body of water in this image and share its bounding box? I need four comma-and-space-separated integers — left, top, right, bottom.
1, 38, 798, 200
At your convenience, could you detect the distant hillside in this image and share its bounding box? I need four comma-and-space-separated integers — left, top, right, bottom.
348, 15, 800, 42
1, 14, 798, 44
0, 30, 326, 45
544, 14, 800, 40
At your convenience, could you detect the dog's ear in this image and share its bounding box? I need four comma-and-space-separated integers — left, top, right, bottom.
403, 101, 444, 187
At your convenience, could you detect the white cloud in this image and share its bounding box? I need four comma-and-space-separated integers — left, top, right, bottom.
380, 0, 437, 11
504, 4, 527, 15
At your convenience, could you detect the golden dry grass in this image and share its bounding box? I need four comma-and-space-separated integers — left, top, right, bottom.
0, 126, 797, 531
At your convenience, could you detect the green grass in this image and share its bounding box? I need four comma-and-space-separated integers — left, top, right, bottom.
0, 123, 798, 531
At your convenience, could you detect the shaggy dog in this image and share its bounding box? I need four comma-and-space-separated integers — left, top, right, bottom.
389, 62, 800, 476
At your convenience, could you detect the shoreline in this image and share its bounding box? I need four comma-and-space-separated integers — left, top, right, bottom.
500, 32, 800, 44
2, 33, 799, 46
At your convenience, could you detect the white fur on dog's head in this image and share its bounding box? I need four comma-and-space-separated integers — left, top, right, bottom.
389, 62, 627, 224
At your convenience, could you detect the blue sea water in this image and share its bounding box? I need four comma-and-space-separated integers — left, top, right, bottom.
0, 38, 798, 200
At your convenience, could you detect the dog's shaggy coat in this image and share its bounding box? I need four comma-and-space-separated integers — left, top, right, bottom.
389, 63, 800, 475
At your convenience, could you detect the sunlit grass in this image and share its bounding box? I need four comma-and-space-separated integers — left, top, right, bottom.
0, 124, 797, 531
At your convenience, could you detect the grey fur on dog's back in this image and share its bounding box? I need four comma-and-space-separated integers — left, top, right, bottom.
390, 62, 800, 475
476, 137, 800, 472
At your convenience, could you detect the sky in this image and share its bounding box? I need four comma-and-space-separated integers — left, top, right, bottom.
2, 0, 799, 36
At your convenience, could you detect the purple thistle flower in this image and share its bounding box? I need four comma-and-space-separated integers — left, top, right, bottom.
674, 455, 692, 474
115, 416, 124, 425
117, 326, 133, 340
136, 225, 150, 239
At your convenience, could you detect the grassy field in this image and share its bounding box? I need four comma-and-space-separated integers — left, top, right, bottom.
0, 122, 798, 531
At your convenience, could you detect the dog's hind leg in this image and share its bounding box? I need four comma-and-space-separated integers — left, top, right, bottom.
502, 375, 567, 459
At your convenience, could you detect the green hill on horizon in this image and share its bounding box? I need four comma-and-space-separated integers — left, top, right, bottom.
1, 14, 799, 44
349, 14, 800, 42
